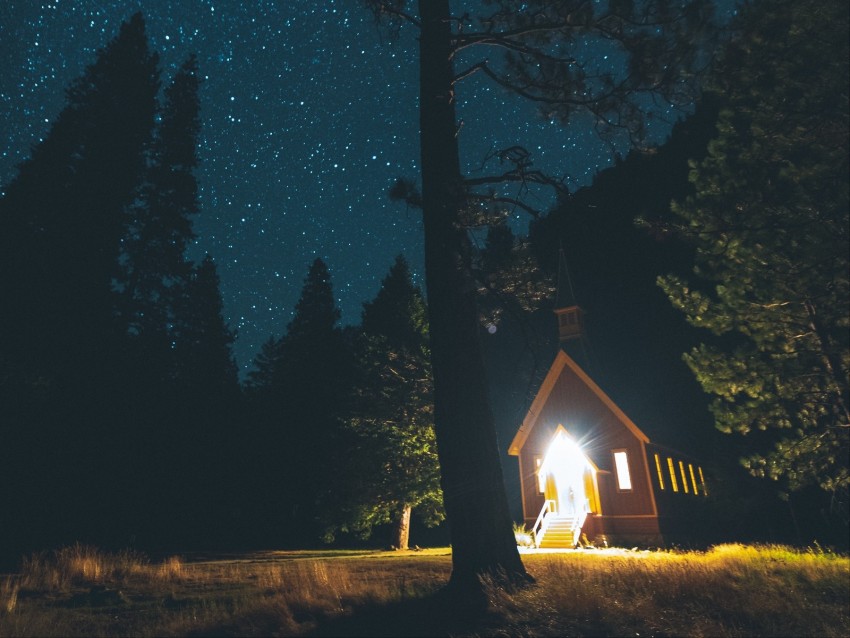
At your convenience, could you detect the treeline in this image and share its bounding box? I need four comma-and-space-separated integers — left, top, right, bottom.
0, 14, 441, 567
0, 13, 240, 562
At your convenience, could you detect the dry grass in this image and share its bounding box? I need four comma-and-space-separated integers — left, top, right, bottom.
0, 543, 846, 637
493, 544, 850, 637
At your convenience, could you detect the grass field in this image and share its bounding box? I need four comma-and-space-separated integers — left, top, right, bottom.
0, 542, 847, 636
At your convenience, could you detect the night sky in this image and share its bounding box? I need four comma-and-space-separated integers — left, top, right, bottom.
2, 0, 682, 375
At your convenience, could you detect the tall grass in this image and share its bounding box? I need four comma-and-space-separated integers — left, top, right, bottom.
15, 543, 154, 590
0, 543, 847, 637
495, 543, 850, 637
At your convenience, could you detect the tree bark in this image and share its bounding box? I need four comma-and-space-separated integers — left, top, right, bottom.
393, 504, 412, 550
417, 0, 530, 598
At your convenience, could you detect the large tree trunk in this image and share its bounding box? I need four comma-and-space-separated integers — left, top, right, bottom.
417, 0, 530, 599
393, 504, 412, 550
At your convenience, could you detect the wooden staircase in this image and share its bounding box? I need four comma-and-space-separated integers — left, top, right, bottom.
537, 515, 579, 548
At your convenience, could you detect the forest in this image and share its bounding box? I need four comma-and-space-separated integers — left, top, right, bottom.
1, 0, 847, 597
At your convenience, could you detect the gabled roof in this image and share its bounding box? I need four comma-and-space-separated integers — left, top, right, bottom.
508, 349, 650, 455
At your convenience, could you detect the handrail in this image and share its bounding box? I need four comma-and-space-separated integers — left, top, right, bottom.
532, 499, 555, 548
571, 499, 591, 546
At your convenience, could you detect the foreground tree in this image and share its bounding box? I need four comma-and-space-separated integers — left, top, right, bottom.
361, 0, 716, 598
659, 0, 849, 519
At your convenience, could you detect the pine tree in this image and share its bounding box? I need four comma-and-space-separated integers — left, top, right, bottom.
121, 54, 201, 368
361, 255, 429, 348
326, 255, 443, 549
246, 335, 283, 394
659, 0, 849, 518
274, 258, 347, 415
173, 254, 238, 392
251, 258, 354, 542
476, 224, 554, 330
0, 12, 159, 386
0, 13, 161, 557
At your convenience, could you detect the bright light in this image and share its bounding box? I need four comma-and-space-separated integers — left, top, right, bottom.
654, 453, 665, 490
538, 428, 594, 517
539, 430, 591, 476
613, 450, 632, 490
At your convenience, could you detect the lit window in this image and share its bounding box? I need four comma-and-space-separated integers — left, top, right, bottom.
679, 461, 689, 494
698, 466, 708, 496
689, 463, 699, 495
535, 456, 545, 493
613, 450, 632, 491
667, 457, 679, 492
654, 453, 665, 490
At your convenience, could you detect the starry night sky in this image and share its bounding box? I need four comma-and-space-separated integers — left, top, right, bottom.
2, 0, 681, 375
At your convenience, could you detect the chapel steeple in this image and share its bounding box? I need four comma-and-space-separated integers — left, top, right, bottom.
553, 248, 595, 373
553, 248, 585, 344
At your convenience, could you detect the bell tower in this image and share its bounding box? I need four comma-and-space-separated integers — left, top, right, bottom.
554, 248, 585, 344
554, 248, 592, 369
555, 305, 584, 343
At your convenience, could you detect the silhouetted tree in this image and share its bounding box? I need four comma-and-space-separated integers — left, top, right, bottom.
173, 255, 238, 392
362, 0, 718, 599
0, 11, 159, 390
659, 0, 849, 522
246, 336, 282, 394
248, 258, 354, 543
475, 224, 554, 330
120, 54, 202, 382
0, 12, 160, 558
0, 15, 243, 557
325, 255, 443, 549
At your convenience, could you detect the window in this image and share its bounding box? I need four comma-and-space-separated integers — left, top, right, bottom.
654, 453, 665, 490
688, 463, 699, 495
667, 457, 679, 492
535, 456, 545, 493
679, 461, 689, 494
613, 450, 632, 491
698, 466, 708, 496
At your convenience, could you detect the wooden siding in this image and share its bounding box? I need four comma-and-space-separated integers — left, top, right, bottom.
595, 515, 664, 546
516, 358, 657, 522
513, 350, 661, 531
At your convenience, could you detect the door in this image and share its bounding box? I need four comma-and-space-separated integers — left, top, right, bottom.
538, 428, 594, 517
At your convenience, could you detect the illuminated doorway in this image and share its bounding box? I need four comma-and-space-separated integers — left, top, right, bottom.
537, 427, 599, 517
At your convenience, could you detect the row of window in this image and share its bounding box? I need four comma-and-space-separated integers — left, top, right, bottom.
654, 453, 707, 496
533, 447, 707, 497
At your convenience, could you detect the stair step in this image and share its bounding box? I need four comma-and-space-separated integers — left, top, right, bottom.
536, 514, 583, 548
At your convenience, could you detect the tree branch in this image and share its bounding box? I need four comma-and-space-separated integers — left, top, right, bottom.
466, 192, 541, 218
363, 0, 421, 29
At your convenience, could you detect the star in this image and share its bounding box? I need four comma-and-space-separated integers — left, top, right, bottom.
1, 0, 658, 375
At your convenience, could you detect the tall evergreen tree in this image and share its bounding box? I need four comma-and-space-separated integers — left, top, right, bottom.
173, 254, 238, 392
121, 54, 202, 369
0, 15, 243, 556
326, 255, 443, 549
361, 0, 718, 598
0, 12, 159, 386
274, 258, 347, 414
0, 12, 161, 558
249, 258, 354, 543
246, 335, 283, 394
659, 0, 849, 519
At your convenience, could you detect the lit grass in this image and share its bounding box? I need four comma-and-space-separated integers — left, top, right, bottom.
0, 543, 846, 636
